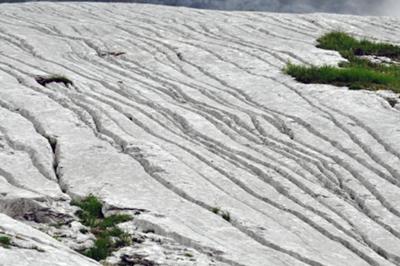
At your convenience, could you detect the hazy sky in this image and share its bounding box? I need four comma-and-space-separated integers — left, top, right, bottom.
1, 0, 399, 16
128, 0, 400, 16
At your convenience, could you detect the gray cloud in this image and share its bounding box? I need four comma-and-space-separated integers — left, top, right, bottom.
128, 0, 400, 16
2, 0, 398, 16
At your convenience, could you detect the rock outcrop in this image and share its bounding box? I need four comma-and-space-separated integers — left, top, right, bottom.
0, 2, 400, 266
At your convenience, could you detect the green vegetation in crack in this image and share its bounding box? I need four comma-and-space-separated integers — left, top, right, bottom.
0, 235, 11, 248
285, 32, 400, 93
211, 207, 220, 214
211, 206, 231, 222
71, 195, 132, 261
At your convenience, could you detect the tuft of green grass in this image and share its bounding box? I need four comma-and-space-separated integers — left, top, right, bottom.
72, 194, 103, 227
114, 232, 132, 248
84, 237, 110, 261
0, 235, 11, 248
98, 214, 132, 229
285, 63, 399, 92
285, 32, 400, 93
72, 195, 133, 261
211, 207, 220, 214
317, 31, 400, 59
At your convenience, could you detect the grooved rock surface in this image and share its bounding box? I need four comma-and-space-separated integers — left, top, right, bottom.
0, 2, 400, 266
0, 214, 98, 266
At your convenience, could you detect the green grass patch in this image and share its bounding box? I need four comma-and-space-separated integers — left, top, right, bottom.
285, 32, 400, 93
317, 32, 400, 59
84, 237, 110, 261
72, 195, 132, 261
285, 63, 399, 91
72, 195, 103, 227
98, 214, 132, 229
0, 235, 11, 248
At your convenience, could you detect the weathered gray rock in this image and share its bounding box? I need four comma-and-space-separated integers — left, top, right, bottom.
0, 2, 400, 266
0, 213, 99, 266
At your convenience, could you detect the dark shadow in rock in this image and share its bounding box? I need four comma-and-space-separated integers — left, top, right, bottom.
35, 75, 73, 87
98, 51, 126, 57
120, 253, 157, 266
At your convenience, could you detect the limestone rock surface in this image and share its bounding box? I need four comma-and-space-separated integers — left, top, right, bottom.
0, 2, 400, 266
